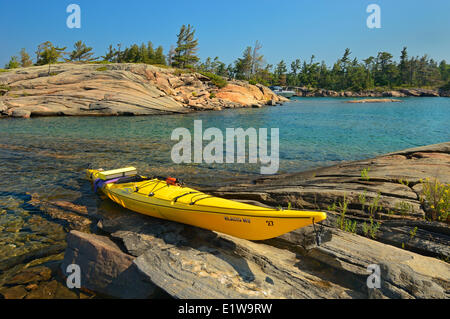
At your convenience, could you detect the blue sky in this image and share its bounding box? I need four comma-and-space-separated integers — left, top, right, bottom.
1, 0, 450, 68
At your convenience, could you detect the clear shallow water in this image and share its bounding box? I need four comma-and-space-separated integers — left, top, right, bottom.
0, 97, 449, 279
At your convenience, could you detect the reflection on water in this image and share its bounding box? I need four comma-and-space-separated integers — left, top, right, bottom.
0, 97, 449, 296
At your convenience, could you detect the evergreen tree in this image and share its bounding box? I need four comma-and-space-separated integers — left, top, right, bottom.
69, 40, 95, 62
139, 43, 149, 63
102, 44, 118, 62
173, 24, 199, 69
288, 59, 301, 86
363, 56, 375, 88
439, 60, 449, 82
35, 41, 66, 65
374, 51, 395, 87
275, 60, 287, 86
234, 47, 253, 79
226, 64, 234, 79
147, 41, 155, 63
399, 47, 409, 85
154, 46, 166, 65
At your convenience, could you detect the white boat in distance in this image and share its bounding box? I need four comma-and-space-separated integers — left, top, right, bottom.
269, 86, 296, 98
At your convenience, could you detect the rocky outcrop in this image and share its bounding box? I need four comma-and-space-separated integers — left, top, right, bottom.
61, 230, 159, 299
210, 142, 450, 260
59, 143, 450, 299
62, 208, 449, 299
0, 63, 286, 118
399, 88, 440, 97
346, 98, 402, 103
216, 82, 288, 107
291, 86, 446, 98
439, 88, 450, 97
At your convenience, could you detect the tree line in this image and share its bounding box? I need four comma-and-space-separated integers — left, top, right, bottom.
228, 45, 450, 90
4, 25, 450, 91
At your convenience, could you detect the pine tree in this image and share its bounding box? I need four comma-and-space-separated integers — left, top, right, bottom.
69, 41, 95, 62
399, 47, 409, 85
173, 24, 199, 69
36, 41, 66, 65
275, 60, 287, 86
139, 43, 149, 63
234, 47, 253, 79
102, 44, 118, 62
147, 41, 155, 63
154, 46, 166, 65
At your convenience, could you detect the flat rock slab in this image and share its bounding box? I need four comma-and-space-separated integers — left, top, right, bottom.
208, 142, 450, 259
346, 98, 402, 103
61, 143, 450, 299
99, 213, 363, 299
64, 208, 448, 299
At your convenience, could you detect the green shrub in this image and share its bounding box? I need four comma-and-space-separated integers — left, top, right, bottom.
420, 178, 449, 222
329, 194, 357, 233
89, 60, 110, 64
362, 216, 381, 239
394, 201, 414, 216
173, 68, 194, 76
198, 71, 227, 88
360, 167, 371, 181
248, 76, 270, 86
96, 66, 108, 72
209, 92, 216, 99
153, 64, 171, 69
409, 226, 418, 240
0, 85, 11, 91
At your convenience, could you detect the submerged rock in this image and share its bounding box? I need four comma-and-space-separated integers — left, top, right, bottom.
5, 266, 52, 285
0, 285, 28, 299
24, 280, 78, 299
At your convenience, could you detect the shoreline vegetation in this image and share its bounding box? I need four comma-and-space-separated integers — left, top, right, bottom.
1, 25, 449, 118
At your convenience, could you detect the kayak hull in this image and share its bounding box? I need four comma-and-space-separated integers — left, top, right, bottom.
88, 169, 327, 240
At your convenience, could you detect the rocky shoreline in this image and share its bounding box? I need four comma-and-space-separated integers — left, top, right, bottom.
0, 63, 288, 119
291, 86, 450, 98
7, 142, 444, 299
1, 63, 449, 119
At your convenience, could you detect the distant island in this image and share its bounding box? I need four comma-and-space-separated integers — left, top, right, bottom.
2, 24, 450, 96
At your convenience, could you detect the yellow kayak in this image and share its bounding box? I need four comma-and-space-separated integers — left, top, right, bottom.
87, 167, 327, 240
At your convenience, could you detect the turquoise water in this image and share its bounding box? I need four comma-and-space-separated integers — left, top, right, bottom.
1, 97, 449, 184
0, 97, 449, 279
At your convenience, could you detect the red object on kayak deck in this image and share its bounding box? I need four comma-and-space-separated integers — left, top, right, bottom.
166, 177, 177, 185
